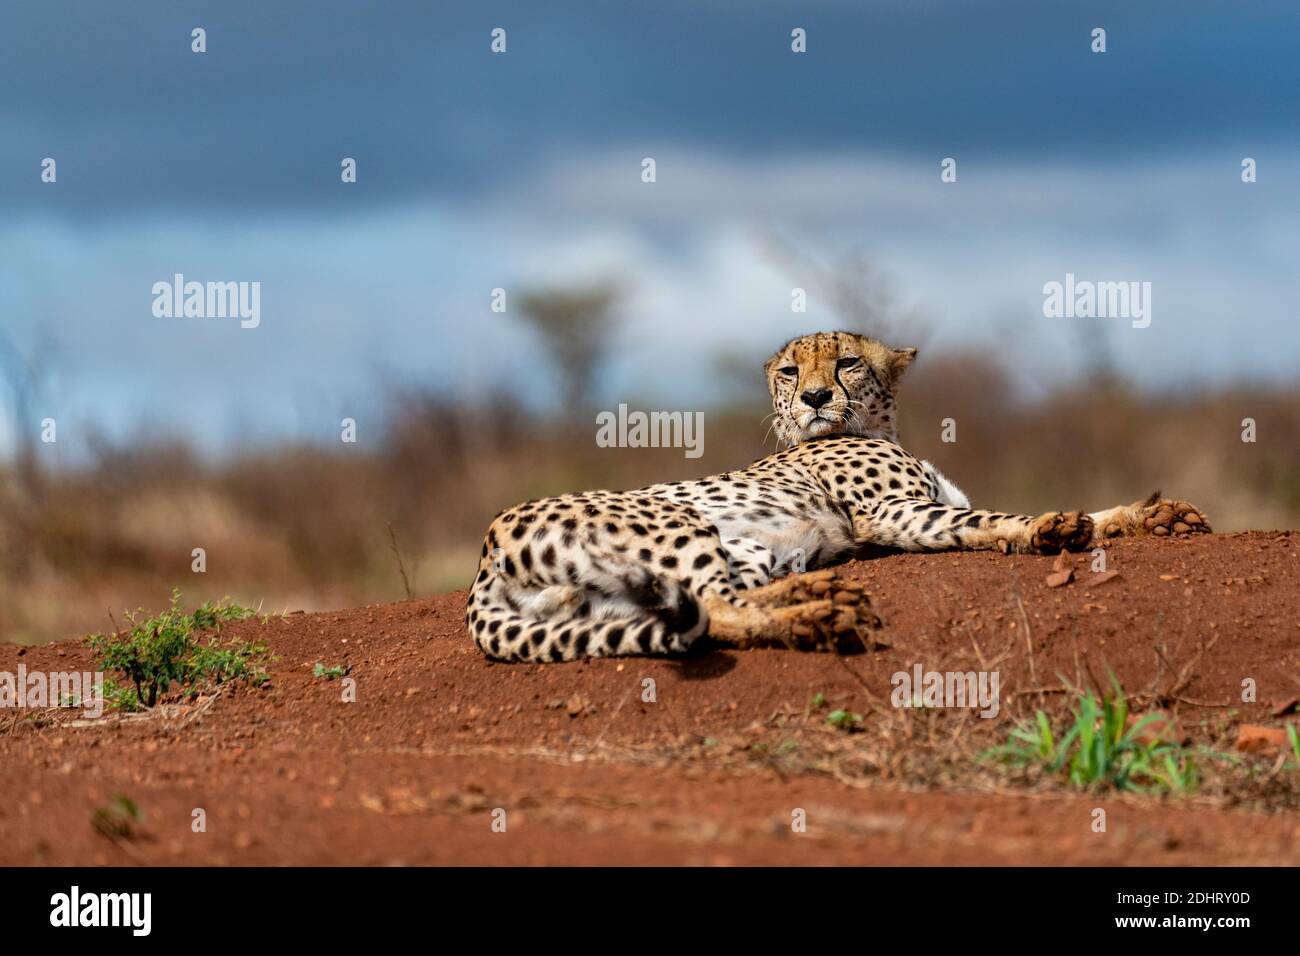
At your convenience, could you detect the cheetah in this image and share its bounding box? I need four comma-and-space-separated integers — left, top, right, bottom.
763, 330, 1212, 548
466, 335, 1208, 663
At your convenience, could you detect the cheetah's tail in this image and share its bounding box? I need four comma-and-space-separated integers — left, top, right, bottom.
465, 572, 708, 662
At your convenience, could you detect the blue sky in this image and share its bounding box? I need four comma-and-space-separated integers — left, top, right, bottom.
1, 0, 1298, 459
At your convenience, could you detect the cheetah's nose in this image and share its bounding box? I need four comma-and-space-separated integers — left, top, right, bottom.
801, 388, 833, 410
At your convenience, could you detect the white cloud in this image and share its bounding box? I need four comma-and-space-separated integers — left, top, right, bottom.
2, 145, 1296, 456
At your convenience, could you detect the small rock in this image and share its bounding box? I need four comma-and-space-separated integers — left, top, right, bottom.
1235, 725, 1289, 753
1045, 569, 1073, 588
1088, 570, 1122, 587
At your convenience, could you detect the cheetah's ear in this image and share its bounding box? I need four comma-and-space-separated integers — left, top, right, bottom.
888, 347, 918, 384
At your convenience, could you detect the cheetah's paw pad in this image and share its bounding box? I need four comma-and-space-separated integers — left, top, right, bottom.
1029, 511, 1094, 555
787, 593, 882, 653
1137, 498, 1211, 538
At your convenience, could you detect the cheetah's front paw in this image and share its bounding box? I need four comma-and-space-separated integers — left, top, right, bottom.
1102, 496, 1211, 541
1028, 511, 1094, 555
749, 571, 882, 652
787, 598, 882, 653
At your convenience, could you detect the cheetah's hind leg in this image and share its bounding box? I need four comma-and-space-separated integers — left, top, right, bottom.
701, 569, 882, 653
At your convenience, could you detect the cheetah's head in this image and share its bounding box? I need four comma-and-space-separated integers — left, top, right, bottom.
764, 331, 916, 448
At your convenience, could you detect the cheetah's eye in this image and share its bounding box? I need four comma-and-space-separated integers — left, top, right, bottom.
778, 366, 798, 376
836, 357, 861, 370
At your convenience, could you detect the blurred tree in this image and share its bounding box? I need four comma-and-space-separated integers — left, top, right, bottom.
0, 326, 56, 500
756, 233, 933, 349
516, 283, 621, 414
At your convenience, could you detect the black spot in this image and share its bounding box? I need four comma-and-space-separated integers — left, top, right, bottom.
656, 592, 700, 634
605, 626, 625, 654
636, 623, 657, 653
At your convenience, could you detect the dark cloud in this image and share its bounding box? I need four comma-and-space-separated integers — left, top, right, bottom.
3, 0, 1297, 219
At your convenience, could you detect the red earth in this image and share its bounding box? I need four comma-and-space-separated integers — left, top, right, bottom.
2, 531, 1298, 865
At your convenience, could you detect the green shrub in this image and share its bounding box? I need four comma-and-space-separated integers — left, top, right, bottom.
87, 589, 266, 710
982, 677, 1223, 793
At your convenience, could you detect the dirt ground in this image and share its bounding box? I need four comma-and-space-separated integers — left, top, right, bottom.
2, 531, 1298, 866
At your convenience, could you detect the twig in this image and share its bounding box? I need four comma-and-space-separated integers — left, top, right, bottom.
1008, 686, 1075, 699
386, 522, 414, 601
1136, 634, 1220, 707
1013, 592, 1036, 689
829, 653, 883, 715
1074, 646, 1107, 699
1166, 696, 1231, 709
587, 687, 634, 753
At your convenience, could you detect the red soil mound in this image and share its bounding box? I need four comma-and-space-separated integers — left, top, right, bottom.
2, 532, 1297, 865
